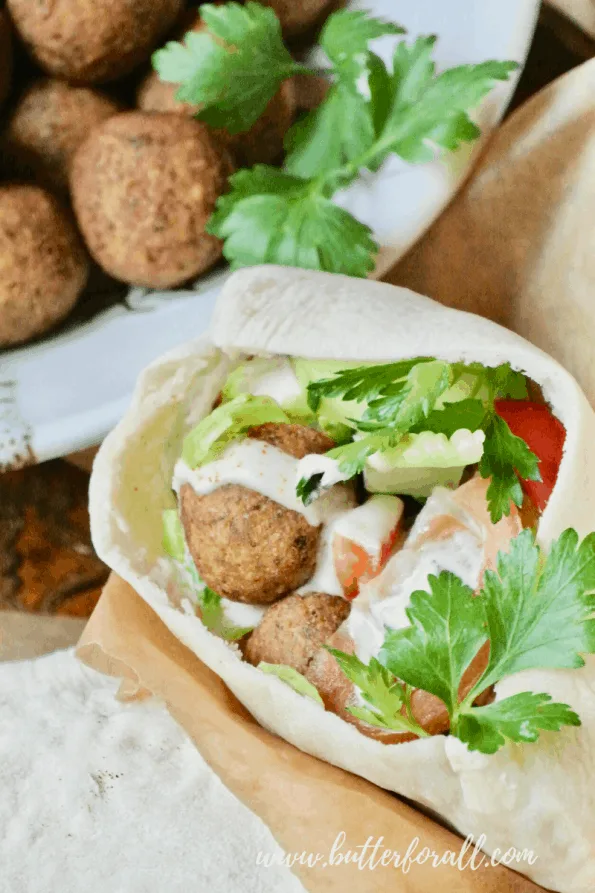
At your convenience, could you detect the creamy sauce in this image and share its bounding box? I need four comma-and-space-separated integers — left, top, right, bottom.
347, 487, 485, 664
299, 495, 404, 598
173, 439, 355, 527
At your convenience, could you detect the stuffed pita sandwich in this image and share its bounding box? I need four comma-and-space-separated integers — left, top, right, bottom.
90, 266, 595, 893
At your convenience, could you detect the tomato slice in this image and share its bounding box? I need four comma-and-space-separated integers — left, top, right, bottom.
332, 496, 404, 600
494, 400, 566, 512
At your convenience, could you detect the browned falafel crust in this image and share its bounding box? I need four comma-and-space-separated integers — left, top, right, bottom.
4, 79, 121, 193
0, 185, 89, 347
180, 423, 336, 604
6, 0, 184, 84
70, 112, 233, 288
244, 592, 350, 674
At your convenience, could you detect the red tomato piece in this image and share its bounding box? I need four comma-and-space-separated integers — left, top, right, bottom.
494, 400, 566, 512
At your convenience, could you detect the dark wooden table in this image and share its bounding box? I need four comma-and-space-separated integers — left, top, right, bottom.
0, 7, 591, 619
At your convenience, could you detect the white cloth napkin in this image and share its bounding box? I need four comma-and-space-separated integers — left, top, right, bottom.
0, 648, 305, 893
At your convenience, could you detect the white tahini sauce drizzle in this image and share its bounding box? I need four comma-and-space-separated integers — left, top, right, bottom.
250, 358, 303, 406
347, 487, 485, 664
220, 598, 266, 628
173, 439, 356, 528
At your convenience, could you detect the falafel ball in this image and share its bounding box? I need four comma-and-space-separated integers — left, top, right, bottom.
6, 0, 184, 84
138, 71, 295, 167
245, 592, 350, 674
0, 12, 13, 110
0, 185, 89, 348
3, 79, 121, 193
180, 423, 336, 605
260, 0, 333, 38
70, 112, 233, 288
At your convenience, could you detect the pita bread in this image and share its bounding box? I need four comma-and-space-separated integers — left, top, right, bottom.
90, 266, 595, 893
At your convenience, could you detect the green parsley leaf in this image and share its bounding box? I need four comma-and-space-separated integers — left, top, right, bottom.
198, 586, 254, 641
296, 473, 323, 506
367, 39, 518, 167
359, 360, 453, 431
259, 663, 324, 704
306, 359, 429, 412
207, 166, 378, 277
152, 2, 302, 134
465, 529, 595, 702
326, 648, 429, 737
457, 693, 581, 754
320, 10, 405, 85
412, 398, 487, 437
479, 414, 541, 524
380, 572, 487, 714
325, 433, 388, 478
285, 85, 375, 180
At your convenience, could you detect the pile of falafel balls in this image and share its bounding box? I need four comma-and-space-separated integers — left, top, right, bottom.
0, 0, 332, 349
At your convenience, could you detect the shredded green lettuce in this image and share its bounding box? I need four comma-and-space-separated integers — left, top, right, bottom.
182, 393, 289, 468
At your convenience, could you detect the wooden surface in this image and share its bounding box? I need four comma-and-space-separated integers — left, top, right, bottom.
0, 9, 591, 619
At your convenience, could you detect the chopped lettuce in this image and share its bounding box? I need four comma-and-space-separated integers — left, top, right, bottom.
182, 393, 289, 468
222, 357, 313, 421
162, 509, 186, 561
364, 429, 485, 497
258, 662, 324, 704
293, 358, 366, 440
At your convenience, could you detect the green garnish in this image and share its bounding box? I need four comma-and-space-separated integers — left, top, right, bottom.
259, 663, 324, 704
300, 359, 538, 522
182, 393, 289, 468
153, 2, 305, 134
198, 586, 254, 642
325, 649, 429, 738
355, 527, 595, 754
296, 473, 323, 506
154, 5, 517, 277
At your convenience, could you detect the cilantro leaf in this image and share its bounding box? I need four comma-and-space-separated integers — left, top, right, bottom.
198, 587, 254, 641
466, 529, 595, 701
259, 663, 323, 704
326, 648, 428, 737
152, 2, 302, 134
380, 572, 487, 714
320, 10, 405, 85
359, 360, 453, 431
208, 166, 377, 277
285, 85, 375, 180
367, 39, 518, 167
296, 473, 323, 506
306, 359, 429, 411
325, 434, 388, 477
479, 413, 541, 523
412, 398, 487, 437
457, 693, 581, 754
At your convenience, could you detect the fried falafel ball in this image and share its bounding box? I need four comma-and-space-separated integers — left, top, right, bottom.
0, 11, 13, 110
0, 185, 89, 347
180, 423, 336, 605
3, 79, 121, 194
137, 13, 295, 167
245, 592, 350, 674
6, 0, 184, 84
70, 112, 233, 288
260, 0, 333, 38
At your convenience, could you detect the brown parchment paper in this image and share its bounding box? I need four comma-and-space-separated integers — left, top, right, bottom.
77, 577, 541, 893
74, 46, 595, 893
548, 0, 595, 38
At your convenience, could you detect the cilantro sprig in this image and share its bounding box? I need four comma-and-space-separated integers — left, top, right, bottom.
153, 4, 517, 276
358, 528, 595, 754
300, 359, 539, 522
325, 650, 429, 738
